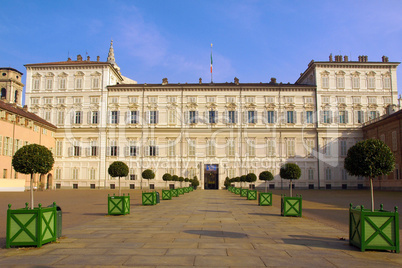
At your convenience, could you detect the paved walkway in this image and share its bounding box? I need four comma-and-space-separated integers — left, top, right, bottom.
0, 190, 401, 267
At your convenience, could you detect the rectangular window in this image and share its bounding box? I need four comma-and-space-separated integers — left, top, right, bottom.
31, 98, 39, 105
90, 97, 99, 104
44, 110, 51, 121
168, 140, 175, 157
322, 77, 329, 88
340, 140, 347, 156
369, 111, 377, 120
44, 98, 52, 104
72, 168, 79, 180
306, 111, 313, 124
353, 97, 361, 104
342, 169, 348, 181
129, 146, 138, 156
0, 135, 2, 156
285, 97, 293, 103
267, 139, 275, 156
247, 139, 255, 157
75, 111, 82, 124
322, 96, 330, 103
323, 139, 331, 156
91, 111, 99, 124
90, 169, 96, 180
59, 78, 66, 90
339, 111, 346, 124
149, 111, 158, 124
74, 97, 82, 104
248, 110, 257, 124
111, 111, 119, 124
209, 111, 216, 124
90, 141, 98, 156
73, 145, 81, 156
189, 111, 197, 124
55, 168, 62, 180
383, 77, 391, 89
168, 96, 176, 103
149, 146, 157, 156
228, 111, 236, 124
384, 97, 392, 104
110, 146, 118, 157
305, 139, 314, 156
130, 111, 138, 124
92, 77, 99, 89
368, 97, 377, 104
336, 77, 344, 88
357, 111, 364, 124
352, 77, 360, 89
57, 97, 65, 104
227, 139, 235, 157
368, 77, 375, 89
266, 97, 275, 103
227, 97, 235, 103
325, 168, 332, 180
287, 111, 295, 124
75, 78, 83, 89
267, 111, 275, 124
308, 169, 314, 180
149, 97, 157, 104
323, 111, 331, 124
46, 79, 53, 90
56, 140, 63, 157
168, 110, 176, 125
129, 96, 138, 103
188, 97, 196, 103
337, 97, 345, 104
57, 110, 64, 125
207, 140, 215, 156
188, 139, 196, 156
286, 139, 295, 157
33, 79, 40, 90
392, 131, 397, 151
246, 97, 255, 103
305, 97, 313, 104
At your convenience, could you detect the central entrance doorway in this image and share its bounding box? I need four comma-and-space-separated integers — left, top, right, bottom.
204, 164, 219, 189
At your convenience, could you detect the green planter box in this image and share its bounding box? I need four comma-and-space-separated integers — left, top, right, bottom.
259, 192, 272, 206
230, 187, 235, 193
178, 188, 184, 195
281, 195, 302, 217
183, 187, 189, 193
228, 186, 232, 192
108, 194, 130, 215
162, 190, 172, 200
142, 192, 157, 205
234, 188, 241, 195
6, 202, 57, 248
247, 190, 257, 200
171, 189, 179, 197
240, 189, 248, 197
349, 204, 399, 253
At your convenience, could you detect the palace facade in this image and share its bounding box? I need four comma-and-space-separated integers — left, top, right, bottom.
24, 43, 399, 190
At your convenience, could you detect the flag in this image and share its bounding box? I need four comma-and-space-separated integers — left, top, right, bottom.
210, 43, 213, 74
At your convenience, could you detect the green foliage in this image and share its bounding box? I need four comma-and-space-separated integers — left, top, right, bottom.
142, 169, 155, 180
240, 175, 247, 182
280, 163, 301, 181
191, 176, 200, 187
234, 177, 241, 182
162, 173, 172, 181
172, 175, 179, 181
259, 171, 274, 181
344, 139, 395, 178
108, 161, 129, 178
246, 173, 257, 183
224, 177, 231, 188
12, 144, 54, 175
184, 178, 189, 182
179, 176, 184, 182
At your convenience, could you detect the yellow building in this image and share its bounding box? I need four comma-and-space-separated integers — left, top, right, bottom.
0, 67, 56, 191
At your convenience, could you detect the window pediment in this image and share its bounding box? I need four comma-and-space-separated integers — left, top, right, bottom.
225, 103, 237, 109
265, 103, 276, 109
367, 71, 376, 76
336, 70, 345, 76
58, 72, 68, 77
75, 71, 85, 76
91, 71, 101, 76
46, 72, 55, 77
32, 72, 42, 78
352, 71, 360, 77
320, 70, 330, 76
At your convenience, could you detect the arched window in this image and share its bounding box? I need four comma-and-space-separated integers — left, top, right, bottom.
14, 91, 18, 103
1, 88, 6, 99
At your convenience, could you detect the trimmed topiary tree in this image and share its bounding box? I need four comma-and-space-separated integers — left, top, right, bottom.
240, 175, 247, 188
162, 173, 172, 188
191, 176, 199, 189
246, 173, 257, 189
259, 171, 274, 193
224, 177, 231, 189
108, 161, 129, 196
280, 163, 301, 197
142, 169, 155, 190
12, 144, 54, 209
172, 175, 179, 189
344, 139, 395, 212
179, 176, 184, 187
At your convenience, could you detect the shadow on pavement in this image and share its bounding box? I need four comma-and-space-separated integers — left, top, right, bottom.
184, 230, 247, 238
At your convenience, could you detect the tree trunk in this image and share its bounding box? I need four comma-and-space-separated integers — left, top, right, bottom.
290, 179, 293, 197
119, 177, 121, 196
370, 177, 374, 212
265, 181, 267, 193
30, 173, 34, 209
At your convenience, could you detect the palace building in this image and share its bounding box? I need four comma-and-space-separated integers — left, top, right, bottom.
24, 42, 400, 190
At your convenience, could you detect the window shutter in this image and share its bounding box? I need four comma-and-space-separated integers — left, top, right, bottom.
203, 111, 207, 124
184, 111, 189, 124
68, 147, 73, 157
107, 111, 111, 124
235, 111, 238, 123
85, 147, 90, 157
334, 111, 339, 123
125, 146, 129, 156
361, 111, 365, 123
70, 111, 74, 124
274, 111, 277, 123
376, 111, 380, 118
106, 146, 111, 156
125, 112, 129, 124
345, 111, 349, 123
156, 146, 159, 156
354, 111, 358, 124
156, 111, 159, 124
145, 146, 150, 156
116, 146, 120, 157
301, 111, 305, 124
215, 111, 218, 123
146, 111, 150, 125
320, 111, 323, 124
195, 111, 199, 124
243, 111, 247, 124
223, 111, 227, 124
293, 111, 297, 124
87, 112, 91, 125
117, 111, 120, 124
262, 111, 267, 124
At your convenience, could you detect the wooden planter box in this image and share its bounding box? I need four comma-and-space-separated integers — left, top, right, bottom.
178, 188, 184, 195
281, 195, 302, 217
162, 190, 172, 200
108, 194, 130, 215
6, 203, 57, 248
171, 189, 179, 197
234, 188, 241, 195
183, 187, 189, 193
247, 190, 257, 200
228, 186, 232, 192
259, 192, 272, 206
230, 187, 235, 193
349, 204, 399, 253
142, 192, 157, 205
240, 189, 248, 197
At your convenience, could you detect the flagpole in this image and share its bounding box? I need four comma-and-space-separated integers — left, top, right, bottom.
210, 43, 213, 83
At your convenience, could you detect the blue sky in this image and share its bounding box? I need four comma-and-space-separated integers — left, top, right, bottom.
2, 0, 402, 104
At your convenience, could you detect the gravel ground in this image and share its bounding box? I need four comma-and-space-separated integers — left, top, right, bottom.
1, 188, 401, 248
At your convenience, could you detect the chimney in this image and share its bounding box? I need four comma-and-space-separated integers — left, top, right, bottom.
344, 56, 348, 62
87, 56, 90, 61
382, 56, 389, 62
199, 78, 202, 84
162, 78, 168, 85
97, 56, 100, 62
329, 54, 333, 62
77, 54, 82, 61
234, 77, 239, 85
23, 105, 28, 111
67, 57, 72, 62
364, 56, 368, 62
270, 77, 277, 84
